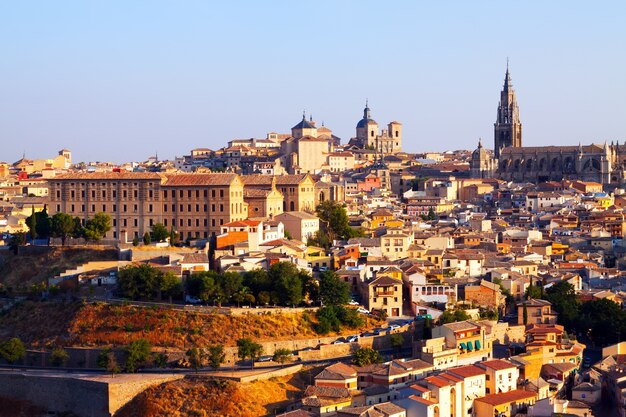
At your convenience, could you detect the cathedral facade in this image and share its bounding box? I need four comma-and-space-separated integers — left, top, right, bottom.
470, 65, 623, 185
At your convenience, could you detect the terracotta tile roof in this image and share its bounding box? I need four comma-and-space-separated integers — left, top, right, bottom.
244, 188, 274, 198
448, 365, 486, 379
408, 395, 437, 405
181, 253, 209, 264
54, 172, 162, 180
480, 359, 516, 371
315, 362, 357, 380
424, 376, 451, 388
474, 389, 536, 406
162, 173, 238, 186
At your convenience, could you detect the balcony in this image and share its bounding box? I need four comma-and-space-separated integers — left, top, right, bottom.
375, 291, 395, 296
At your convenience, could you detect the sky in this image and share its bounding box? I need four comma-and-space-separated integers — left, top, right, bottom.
1, 1, 625, 163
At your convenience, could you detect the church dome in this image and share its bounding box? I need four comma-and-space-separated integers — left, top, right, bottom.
472, 139, 489, 160
292, 115, 315, 130
356, 101, 376, 128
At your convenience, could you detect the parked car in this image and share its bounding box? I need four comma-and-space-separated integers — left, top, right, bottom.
348, 300, 360, 306
258, 355, 273, 362
388, 324, 400, 331
185, 295, 201, 304
319, 266, 328, 272
357, 307, 370, 314
347, 335, 359, 343
333, 338, 345, 344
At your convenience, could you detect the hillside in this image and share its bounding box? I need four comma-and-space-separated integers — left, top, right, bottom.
0, 301, 381, 349
115, 372, 309, 417
0, 246, 118, 288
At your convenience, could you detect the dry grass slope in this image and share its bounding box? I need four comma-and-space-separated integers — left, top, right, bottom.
115, 373, 308, 417
0, 301, 381, 349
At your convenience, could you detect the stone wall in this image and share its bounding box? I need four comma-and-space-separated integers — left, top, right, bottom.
491, 322, 525, 344
0, 372, 182, 417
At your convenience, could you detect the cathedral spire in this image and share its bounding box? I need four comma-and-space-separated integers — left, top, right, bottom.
494, 61, 522, 159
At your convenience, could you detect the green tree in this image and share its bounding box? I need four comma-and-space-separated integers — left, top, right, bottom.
50, 212, 75, 245
50, 347, 70, 367
151, 223, 169, 242
206, 344, 226, 370
84, 212, 111, 241
0, 337, 25, 363
97, 348, 120, 374
187, 271, 219, 303
526, 278, 542, 300
27, 205, 37, 241
169, 226, 179, 245
117, 264, 164, 300
390, 333, 405, 351
316, 200, 362, 240
269, 262, 303, 306
125, 338, 151, 373
300, 270, 319, 303
236, 338, 263, 365
257, 291, 271, 306
186, 347, 205, 372
353, 347, 383, 367
161, 272, 183, 300
440, 309, 470, 324
143, 232, 151, 245
272, 348, 293, 364
523, 302, 528, 325
132, 236, 139, 246
71, 217, 84, 238
544, 281, 579, 330
243, 269, 271, 295
427, 208, 437, 221
8, 232, 26, 254
219, 272, 244, 302
319, 270, 350, 306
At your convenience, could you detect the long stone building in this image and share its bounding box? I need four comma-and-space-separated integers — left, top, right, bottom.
48, 172, 319, 242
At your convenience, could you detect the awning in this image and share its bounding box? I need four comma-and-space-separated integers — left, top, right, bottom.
475, 340, 481, 350
466, 342, 473, 351
460, 342, 467, 350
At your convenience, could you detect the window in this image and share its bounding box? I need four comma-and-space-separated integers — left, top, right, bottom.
220, 190, 224, 198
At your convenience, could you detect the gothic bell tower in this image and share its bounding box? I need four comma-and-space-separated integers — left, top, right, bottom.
494, 62, 522, 158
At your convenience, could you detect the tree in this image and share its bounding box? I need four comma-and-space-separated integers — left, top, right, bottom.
125, 338, 151, 373
97, 348, 120, 374
186, 347, 204, 372
187, 272, 218, 303
169, 226, 179, 245
440, 309, 470, 324
316, 200, 362, 240
427, 208, 437, 221
257, 291, 271, 306
272, 348, 293, 364
269, 262, 303, 306
390, 333, 405, 352
219, 272, 244, 302
526, 277, 542, 300
117, 264, 164, 300
8, 232, 26, 254
143, 232, 151, 245
523, 302, 528, 325
236, 338, 263, 365
27, 205, 37, 241
151, 223, 169, 242
206, 344, 226, 370
161, 272, 183, 300
0, 337, 25, 363
50, 212, 75, 245
71, 217, 84, 238
353, 347, 383, 367
50, 347, 70, 367
544, 281, 579, 330
84, 212, 111, 241
319, 270, 350, 306
132, 236, 139, 246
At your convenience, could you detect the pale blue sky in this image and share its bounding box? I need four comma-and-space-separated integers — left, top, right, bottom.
1, 1, 625, 163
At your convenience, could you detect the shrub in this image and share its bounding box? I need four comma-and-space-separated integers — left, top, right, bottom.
50, 347, 70, 367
